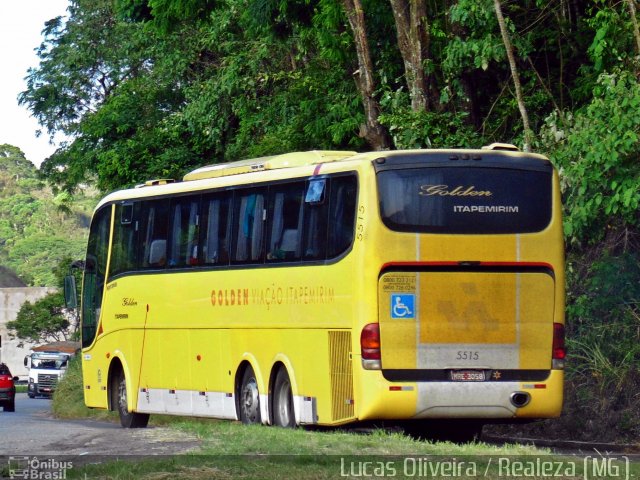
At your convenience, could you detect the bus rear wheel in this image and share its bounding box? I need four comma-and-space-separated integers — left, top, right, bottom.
239, 366, 261, 424
272, 368, 295, 428
116, 371, 149, 428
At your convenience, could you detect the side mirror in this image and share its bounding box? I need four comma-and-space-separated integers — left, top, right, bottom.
64, 275, 78, 309
13, 376, 19, 382
24, 356, 28, 367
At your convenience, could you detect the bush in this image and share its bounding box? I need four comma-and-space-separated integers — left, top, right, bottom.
52, 355, 115, 421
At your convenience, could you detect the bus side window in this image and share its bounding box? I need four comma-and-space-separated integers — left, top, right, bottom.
168, 196, 201, 267
267, 183, 304, 262
327, 176, 357, 258
140, 199, 170, 269
303, 183, 329, 261
110, 202, 139, 277
201, 193, 231, 265
233, 190, 266, 263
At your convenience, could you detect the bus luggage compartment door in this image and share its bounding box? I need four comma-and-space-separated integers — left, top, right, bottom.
378, 269, 555, 374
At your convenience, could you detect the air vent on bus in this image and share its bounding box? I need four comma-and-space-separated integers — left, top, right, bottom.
328, 330, 354, 422
135, 179, 176, 188
481, 143, 520, 151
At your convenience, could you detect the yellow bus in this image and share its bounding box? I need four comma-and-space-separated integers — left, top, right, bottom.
67, 145, 565, 439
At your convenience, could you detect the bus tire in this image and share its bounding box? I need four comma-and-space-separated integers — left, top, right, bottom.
116, 371, 149, 428
239, 366, 261, 425
272, 368, 295, 428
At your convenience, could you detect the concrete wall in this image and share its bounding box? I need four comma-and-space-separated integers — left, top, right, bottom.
0, 287, 57, 379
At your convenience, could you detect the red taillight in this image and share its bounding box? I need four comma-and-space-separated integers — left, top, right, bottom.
361, 323, 381, 359
553, 323, 566, 360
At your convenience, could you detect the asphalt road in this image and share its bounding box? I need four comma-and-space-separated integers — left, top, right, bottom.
0, 393, 201, 457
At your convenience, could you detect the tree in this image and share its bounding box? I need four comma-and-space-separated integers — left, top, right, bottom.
6, 292, 72, 346
493, 0, 532, 151
389, 0, 432, 112
341, 0, 391, 150
540, 69, 640, 246
19, 0, 193, 192
0, 144, 43, 195
625, 0, 640, 59
0, 144, 90, 286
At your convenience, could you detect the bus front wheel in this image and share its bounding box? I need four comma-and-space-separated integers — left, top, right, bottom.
116, 371, 149, 428
272, 368, 295, 428
239, 366, 261, 424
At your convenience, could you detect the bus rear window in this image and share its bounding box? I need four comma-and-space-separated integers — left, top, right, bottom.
377, 167, 552, 234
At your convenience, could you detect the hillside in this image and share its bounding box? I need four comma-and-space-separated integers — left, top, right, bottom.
0, 144, 93, 286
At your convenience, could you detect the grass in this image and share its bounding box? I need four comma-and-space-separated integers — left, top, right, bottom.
64, 420, 560, 480
51, 358, 639, 479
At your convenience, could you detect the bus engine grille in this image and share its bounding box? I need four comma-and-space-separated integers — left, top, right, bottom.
329, 331, 354, 422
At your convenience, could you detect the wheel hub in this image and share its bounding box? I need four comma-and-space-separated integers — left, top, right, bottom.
242, 379, 260, 422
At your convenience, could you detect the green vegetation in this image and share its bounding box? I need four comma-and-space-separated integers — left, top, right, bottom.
6, 257, 85, 345
7, 292, 72, 345
18, 0, 640, 442
0, 144, 92, 287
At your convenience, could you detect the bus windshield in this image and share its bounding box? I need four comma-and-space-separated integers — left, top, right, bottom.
377, 166, 552, 234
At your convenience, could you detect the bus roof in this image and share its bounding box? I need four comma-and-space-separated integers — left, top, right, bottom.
181, 144, 546, 182
96, 145, 550, 209
182, 150, 358, 181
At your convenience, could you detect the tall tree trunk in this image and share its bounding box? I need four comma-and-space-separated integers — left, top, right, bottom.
449, 15, 481, 128
389, 0, 431, 111
626, 0, 640, 59
341, 0, 391, 150
493, 0, 533, 151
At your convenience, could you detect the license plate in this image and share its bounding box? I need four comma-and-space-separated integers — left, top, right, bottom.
450, 370, 485, 382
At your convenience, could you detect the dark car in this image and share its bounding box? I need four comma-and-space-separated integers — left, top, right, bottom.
0, 363, 18, 412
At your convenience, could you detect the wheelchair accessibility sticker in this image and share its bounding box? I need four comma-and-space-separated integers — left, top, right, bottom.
391, 294, 415, 319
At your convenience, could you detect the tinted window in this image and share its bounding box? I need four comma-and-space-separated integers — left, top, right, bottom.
110, 203, 139, 276
232, 189, 266, 263
98, 173, 358, 278
302, 180, 330, 261
82, 206, 111, 348
140, 199, 170, 269
201, 193, 232, 265
168, 196, 200, 267
327, 176, 357, 257
267, 183, 304, 262
377, 167, 552, 234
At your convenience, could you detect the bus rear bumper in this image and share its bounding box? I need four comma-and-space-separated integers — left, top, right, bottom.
356, 369, 563, 421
